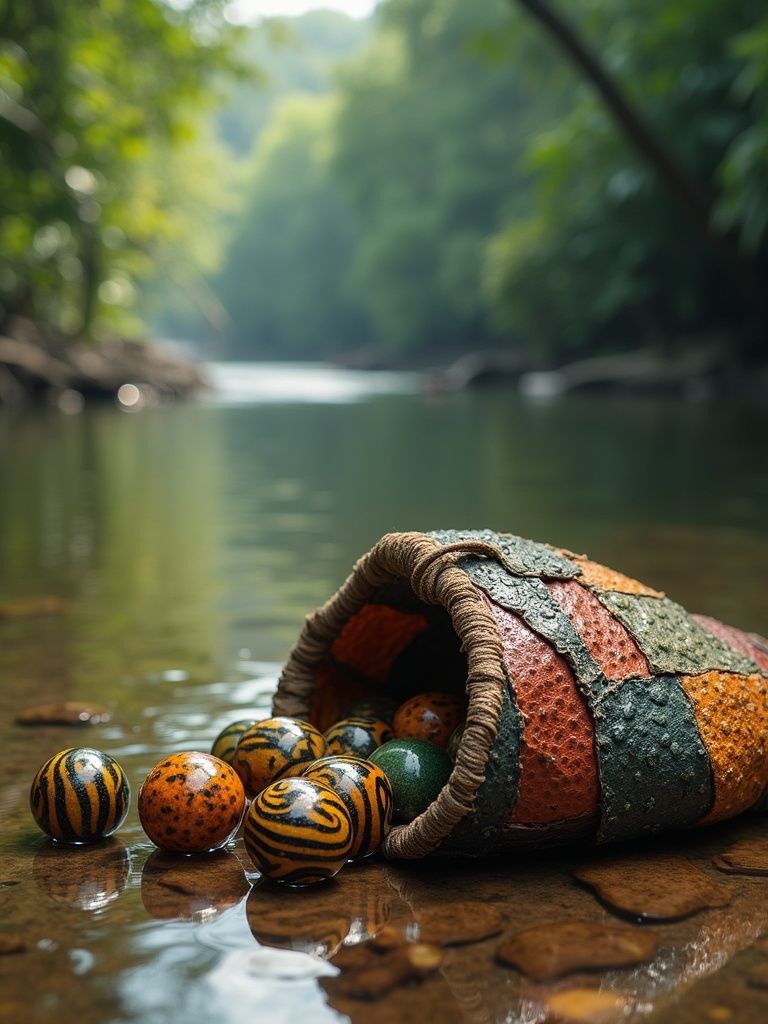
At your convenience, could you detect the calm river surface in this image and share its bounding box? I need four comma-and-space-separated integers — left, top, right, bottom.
1, 363, 767, 1024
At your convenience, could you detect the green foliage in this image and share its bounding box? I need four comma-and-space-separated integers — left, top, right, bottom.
211, 0, 567, 361
331, 0, 559, 354
217, 11, 371, 156
486, 0, 768, 363
214, 93, 371, 358
0, 0, 244, 339
12, 0, 766, 366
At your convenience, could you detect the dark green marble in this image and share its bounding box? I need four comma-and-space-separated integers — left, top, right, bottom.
369, 738, 452, 825
595, 591, 760, 676
429, 528, 581, 580
594, 674, 713, 842
437, 681, 523, 856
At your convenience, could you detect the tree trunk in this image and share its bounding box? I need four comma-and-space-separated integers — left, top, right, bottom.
510, 0, 767, 329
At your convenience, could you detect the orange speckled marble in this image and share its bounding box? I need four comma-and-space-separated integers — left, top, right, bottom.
393, 692, 467, 749
486, 600, 599, 824
139, 752, 246, 854
679, 671, 768, 823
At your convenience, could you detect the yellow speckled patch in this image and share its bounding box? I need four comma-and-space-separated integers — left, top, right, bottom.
679, 671, 768, 824
555, 552, 665, 598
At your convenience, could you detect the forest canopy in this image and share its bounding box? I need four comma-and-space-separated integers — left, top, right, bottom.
2, 0, 768, 373
0, 0, 245, 340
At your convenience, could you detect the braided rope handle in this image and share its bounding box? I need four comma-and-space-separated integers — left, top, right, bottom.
275, 532, 508, 858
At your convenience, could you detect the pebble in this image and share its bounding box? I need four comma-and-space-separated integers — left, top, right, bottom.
17, 702, 111, 726
497, 919, 659, 980
713, 838, 768, 876
0, 934, 26, 955
330, 930, 443, 999
573, 852, 732, 920
542, 987, 632, 1023
415, 900, 504, 946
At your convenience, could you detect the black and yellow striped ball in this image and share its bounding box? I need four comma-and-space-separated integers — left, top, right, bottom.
341, 696, 399, 726
210, 718, 258, 765
233, 717, 326, 798
323, 716, 393, 759
302, 755, 393, 860
243, 777, 353, 886
30, 747, 130, 845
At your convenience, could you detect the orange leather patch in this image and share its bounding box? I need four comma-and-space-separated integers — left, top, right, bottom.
330, 603, 429, 684
558, 553, 664, 599
546, 579, 651, 681
486, 599, 600, 824
309, 604, 429, 730
679, 670, 768, 823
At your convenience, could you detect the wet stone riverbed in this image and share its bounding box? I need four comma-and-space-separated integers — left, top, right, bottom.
2, 661, 768, 1024
2, 382, 768, 1023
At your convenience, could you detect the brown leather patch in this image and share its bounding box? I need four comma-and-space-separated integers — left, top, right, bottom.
487, 601, 599, 824
546, 579, 651, 681
691, 615, 768, 676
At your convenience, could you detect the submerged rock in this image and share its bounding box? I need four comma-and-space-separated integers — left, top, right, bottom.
497, 920, 659, 980
0, 316, 208, 408
572, 852, 732, 920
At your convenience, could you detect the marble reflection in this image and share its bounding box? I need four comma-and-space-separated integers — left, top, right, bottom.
33, 837, 130, 910
141, 848, 249, 922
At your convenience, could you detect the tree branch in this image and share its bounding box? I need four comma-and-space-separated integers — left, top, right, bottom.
511, 0, 766, 319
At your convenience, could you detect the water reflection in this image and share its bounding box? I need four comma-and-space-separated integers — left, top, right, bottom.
141, 849, 250, 922
205, 361, 419, 405
2, 369, 768, 1024
246, 878, 354, 958
245, 860, 394, 959
205, 948, 345, 1024
33, 837, 130, 910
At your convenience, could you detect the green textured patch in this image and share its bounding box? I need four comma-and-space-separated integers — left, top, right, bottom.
438, 681, 523, 856
595, 592, 760, 676
595, 675, 713, 843
429, 528, 581, 580
458, 555, 607, 701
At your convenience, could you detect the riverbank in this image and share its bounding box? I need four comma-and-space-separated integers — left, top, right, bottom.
0, 316, 210, 410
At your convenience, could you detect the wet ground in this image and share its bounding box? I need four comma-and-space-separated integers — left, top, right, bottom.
2, 380, 768, 1023
2, 654, 768, 1024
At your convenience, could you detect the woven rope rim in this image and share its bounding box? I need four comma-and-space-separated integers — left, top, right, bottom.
274, 531, 508, 858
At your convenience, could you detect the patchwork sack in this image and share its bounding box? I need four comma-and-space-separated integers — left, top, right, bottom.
273, 530, 768, 858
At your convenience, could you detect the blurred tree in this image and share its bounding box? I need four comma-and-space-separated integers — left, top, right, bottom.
0, 0, 244, 342
487, 0, 768, 367
213, 93, 371, 358
331, 0, 561, 357
217, 10, 371, 156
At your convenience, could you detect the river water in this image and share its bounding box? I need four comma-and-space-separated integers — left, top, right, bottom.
1, 363, 767, 1024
